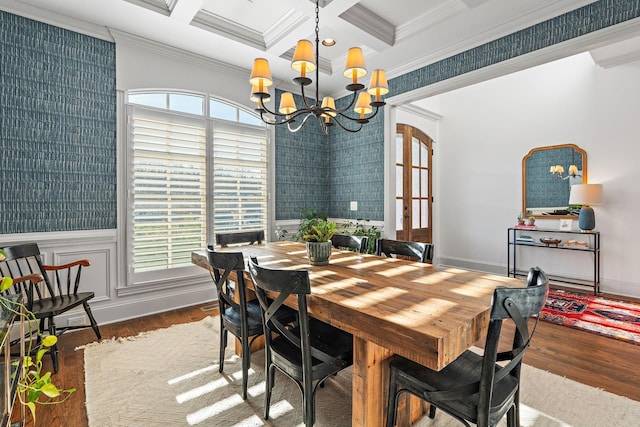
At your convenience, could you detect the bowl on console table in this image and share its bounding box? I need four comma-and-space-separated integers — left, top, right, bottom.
539, 237, 562, 247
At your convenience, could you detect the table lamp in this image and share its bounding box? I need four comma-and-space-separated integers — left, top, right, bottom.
568, 183, 604, 232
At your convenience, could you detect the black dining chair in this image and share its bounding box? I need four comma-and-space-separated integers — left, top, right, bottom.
247, 258, 354, 426
375, 238, 434, 263
206, 247, 294, 400
331, 234, 368, 253
386, 266, 549, 427
216, 230, 265, 248
0, 243, 102, 373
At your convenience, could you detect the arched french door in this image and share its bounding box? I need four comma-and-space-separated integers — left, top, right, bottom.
395, 123, 433, 243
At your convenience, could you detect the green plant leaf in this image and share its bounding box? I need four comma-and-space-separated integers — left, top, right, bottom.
26, 402, 36, 424
42, 335, 57, 347
0, 277, 13, 292
27, 389, 42, 403
41, 383, 60, 398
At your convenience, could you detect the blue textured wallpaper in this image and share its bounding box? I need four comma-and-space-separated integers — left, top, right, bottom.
274, 90, 329, 220
275, 0, 640, 222
328, 95, 384, 220
0, 11, 116, 233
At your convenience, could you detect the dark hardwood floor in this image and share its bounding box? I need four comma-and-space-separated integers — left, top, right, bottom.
23, 298, 640, 427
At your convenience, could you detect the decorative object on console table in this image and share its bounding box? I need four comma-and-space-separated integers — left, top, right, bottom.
559, 219, 573, 231
515, 234, 534, 244
540, 237, 562, 247
569, 184, 604, 232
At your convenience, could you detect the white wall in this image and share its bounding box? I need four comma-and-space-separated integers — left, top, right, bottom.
435, 52, 640, 297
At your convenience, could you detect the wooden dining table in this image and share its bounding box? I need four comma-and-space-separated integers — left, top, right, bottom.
192, 241, 523, 427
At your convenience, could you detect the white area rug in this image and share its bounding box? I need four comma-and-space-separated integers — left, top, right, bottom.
82, 317, 640, 426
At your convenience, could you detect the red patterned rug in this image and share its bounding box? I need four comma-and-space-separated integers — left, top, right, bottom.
540, 289, 640, 345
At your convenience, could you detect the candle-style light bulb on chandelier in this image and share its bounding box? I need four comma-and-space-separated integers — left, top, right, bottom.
249, 0, 388, 134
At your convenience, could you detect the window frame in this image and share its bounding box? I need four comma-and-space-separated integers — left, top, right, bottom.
123, 90, 272, 288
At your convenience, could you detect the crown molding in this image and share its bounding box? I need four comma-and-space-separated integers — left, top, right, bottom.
0, 1, 113, 41
591, 48, 640, 68
108, 28, 249, 76
339, 3, 395, 47
190, 10, 266, 51
397, 103, 443, 122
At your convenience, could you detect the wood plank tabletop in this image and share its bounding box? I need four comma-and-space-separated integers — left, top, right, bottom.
192, 241, 520, 371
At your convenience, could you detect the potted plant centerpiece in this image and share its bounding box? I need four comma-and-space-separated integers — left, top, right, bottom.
304, 219, 337, 266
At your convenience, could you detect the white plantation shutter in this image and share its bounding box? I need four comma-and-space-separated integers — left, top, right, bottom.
212, 124, 267, 234
127, 97, 269, 284
130, 110, 207, 273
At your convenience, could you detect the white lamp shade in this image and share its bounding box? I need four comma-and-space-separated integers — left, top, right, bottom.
569, 184, 604, 206
291, 40, 316, 75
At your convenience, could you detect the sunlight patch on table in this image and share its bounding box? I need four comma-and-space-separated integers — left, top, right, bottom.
352, 259, 391, 269
378, 263, 421, 278
330, 254, 361, 264
385, 298, 457, 324
313, 277, 363, 294
342, 286, 407, 309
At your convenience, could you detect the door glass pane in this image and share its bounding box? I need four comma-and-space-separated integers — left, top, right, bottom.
421, 143, 428, 167
396, 199, 403, 230
421, 169, 429, 198
396, 134, 403, 164
412, 200, 420, 228
396, 166, 403, 197
421, 200, 429, 226
412, 137, 419, 166
412, 168, 419, 197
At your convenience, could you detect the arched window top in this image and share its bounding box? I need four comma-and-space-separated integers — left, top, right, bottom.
128, 90, 265, 127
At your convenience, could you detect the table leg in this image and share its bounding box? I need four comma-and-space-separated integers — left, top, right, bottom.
352, 336, 429, 427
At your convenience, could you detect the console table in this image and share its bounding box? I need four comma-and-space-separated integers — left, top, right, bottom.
507, 227, 600, 294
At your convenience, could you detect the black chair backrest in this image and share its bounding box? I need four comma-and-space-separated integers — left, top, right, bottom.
375, 238, 433, 263
476, 268, 549, 421
206, 246, 251, 321
247, 258, 350, 370
216, 230, 265, 248
331, 234, 368, 253
0, 243, 85, 304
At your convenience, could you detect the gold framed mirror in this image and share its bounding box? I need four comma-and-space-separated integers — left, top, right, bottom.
522, 144, 587, 218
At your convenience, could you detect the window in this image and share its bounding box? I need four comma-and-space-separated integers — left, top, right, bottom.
127, 91, 267, 282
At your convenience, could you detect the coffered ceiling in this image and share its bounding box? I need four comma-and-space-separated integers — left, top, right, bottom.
2, 0, 640, 98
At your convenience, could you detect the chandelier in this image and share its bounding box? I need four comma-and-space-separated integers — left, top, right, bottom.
248, 0, 388, 134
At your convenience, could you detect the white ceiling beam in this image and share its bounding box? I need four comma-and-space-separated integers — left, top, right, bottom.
190, 10, 266, 51
169, 0, 204, 24
338, 3, 395, 49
